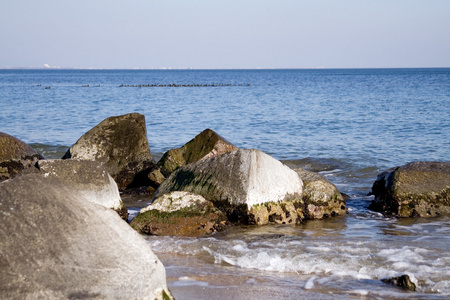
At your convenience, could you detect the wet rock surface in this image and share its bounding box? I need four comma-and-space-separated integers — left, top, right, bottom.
381, 274, 416, 291
62, 113, 158, 190
369, 161, 450, 217
0, 132, 43, 182
0, 173, 172, 300
158, 128, 238, 174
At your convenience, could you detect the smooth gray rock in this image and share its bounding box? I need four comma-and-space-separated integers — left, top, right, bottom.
156, 149, 304, 224
0, 132, 43, 182
0, 174, 172, 300
37, 159, 127, 219
158, 128, 238, 174
62, 113, 157, 190
369, 161, 450, 217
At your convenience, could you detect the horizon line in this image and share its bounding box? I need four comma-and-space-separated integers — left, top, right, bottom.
1, 66, 450, 71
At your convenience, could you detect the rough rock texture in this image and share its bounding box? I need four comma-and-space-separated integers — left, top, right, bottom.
294, 168, 346, 219
158, 128, 238, 174
0, 132, 43, 182
248, 201, 305, 225
369, 161, 450, 217
131, 191, 227, 237
62, 113, 161, 190
156, 149, 304, 224
0, 174, 172, 300
382, 275, 416, 291
37, 159, 128, 219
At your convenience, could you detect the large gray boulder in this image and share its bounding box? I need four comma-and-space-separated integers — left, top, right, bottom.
0, 132, 43, 182
156, 149, 305, 225
294, 168, 346, 219
37, 159, 128, 219
158, 128, 238, 174
62, 113, 162, 190
369, 161, 450, 217
0, 173, 172, 299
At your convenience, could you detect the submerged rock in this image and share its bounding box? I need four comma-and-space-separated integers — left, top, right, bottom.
62, 113, 163, 190
156, 149, 305, 225
158, 128, 238, 174
37, 159, 127, 219
0, 174, 172, 300
0, 132, 43, 182
294, 168, 346, 219
381, 274, 416, 291
131, 191, 227, 237
369, 161, 450, 217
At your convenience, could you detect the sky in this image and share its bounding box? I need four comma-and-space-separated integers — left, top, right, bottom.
1, 0, 449, 69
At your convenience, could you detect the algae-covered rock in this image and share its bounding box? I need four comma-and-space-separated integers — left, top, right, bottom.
156, 149, 304, 224
158, 128, 238, 174
381, 274, 416, 291
0, 132, 43, 182
0, 173, 172, 300
248, 201, 305, 225
294, 168, 346, 219
62, 113, 160, 190
37, 159, 127, 219
369, 161, 450, 217
131, 191, 227, 236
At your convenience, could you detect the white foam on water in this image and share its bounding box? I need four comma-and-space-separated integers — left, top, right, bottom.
304, 275, 317, 289
378, 246, 425, 263
231, 244, 249, 252
432, 280, 450, 294
127, 207, 140, 222
171, 276, 209, 288
349, 289, 369, 296
319, 169, 342, 176
145, 215, 450, 297
306, 246, 332, 253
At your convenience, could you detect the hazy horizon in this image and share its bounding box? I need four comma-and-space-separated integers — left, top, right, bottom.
2, 0, 449, 69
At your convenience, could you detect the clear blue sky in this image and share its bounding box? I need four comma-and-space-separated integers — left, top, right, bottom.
1, 0, 449, 69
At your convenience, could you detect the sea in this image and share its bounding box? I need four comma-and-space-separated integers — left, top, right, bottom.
1, 68, 449, 299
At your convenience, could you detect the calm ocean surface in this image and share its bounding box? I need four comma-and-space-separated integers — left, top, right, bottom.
1, 68, 449, 298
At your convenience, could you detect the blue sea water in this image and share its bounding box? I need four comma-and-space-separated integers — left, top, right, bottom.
1, 68, 449, 298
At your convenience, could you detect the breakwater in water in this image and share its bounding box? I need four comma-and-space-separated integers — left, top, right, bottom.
1, 68, 449, 299
119, 83, 252, 87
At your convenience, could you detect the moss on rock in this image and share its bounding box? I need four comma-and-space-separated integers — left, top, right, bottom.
131, 192, 227, 237
248, 200, 306, 225
158, 128, 238, 174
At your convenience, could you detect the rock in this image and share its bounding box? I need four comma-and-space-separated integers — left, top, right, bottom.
156, 149, 304, 225
126, 161, 169, 190
0, 174, 172, 300
158, 128, 238, 174
381, 274, 416, 291
37, 159, 128, 219
0, 132, 43, 182
62, 113, 161, 190
131, 191, 227, 237
294, 168, 346, 219
369, 161, 450, 217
